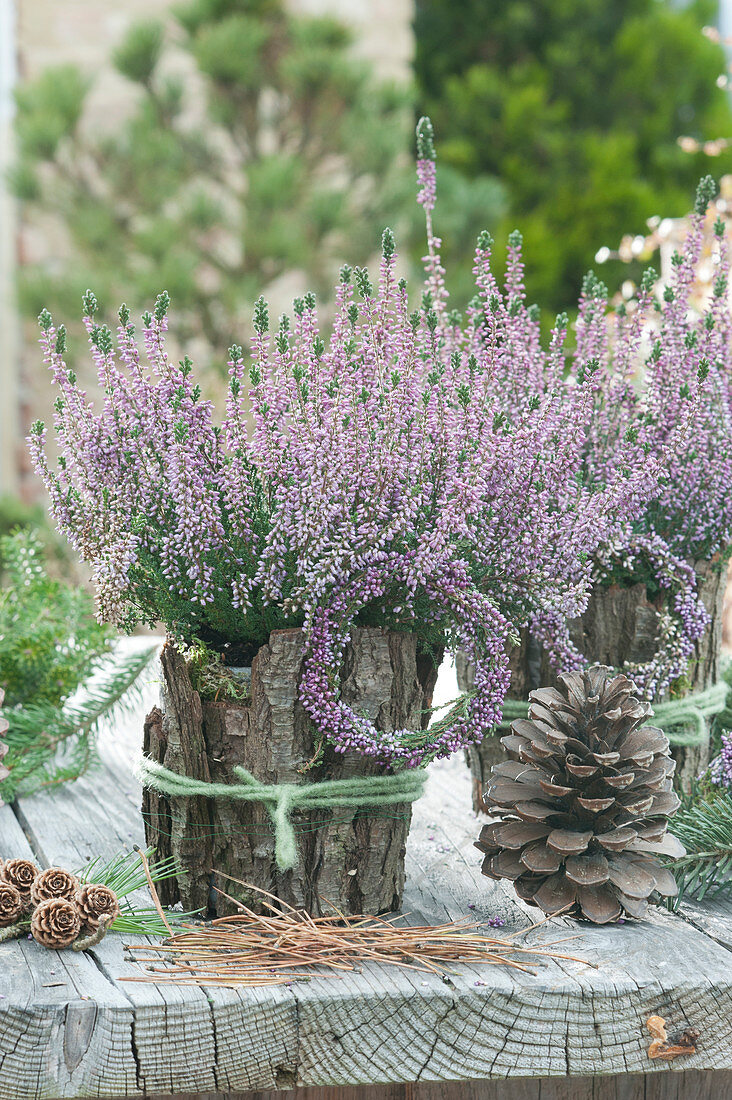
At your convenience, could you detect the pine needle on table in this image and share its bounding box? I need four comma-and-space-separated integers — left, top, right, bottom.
121, 878, 593, 988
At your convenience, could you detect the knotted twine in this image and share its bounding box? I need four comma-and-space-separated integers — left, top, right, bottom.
494, 681, 729, 746
138, 757, 426, 872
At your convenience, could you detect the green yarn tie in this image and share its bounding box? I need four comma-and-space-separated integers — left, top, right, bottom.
496, 681, 729, 746
138, 757, 426, 872
649, 682, 729, 746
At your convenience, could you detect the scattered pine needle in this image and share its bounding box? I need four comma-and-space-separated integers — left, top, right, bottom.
121, 878, 594, 989
133, 844, 173, 936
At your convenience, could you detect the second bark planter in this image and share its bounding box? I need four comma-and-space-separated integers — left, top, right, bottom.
141, 628, 439, 916
461, 557, 728, 812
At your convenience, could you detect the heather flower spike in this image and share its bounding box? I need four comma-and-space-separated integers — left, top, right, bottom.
416, 116, 436, 162
31, 119, 672, 767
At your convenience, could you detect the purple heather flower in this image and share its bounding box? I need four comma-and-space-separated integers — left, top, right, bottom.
28, 121, 685, 765
470, 177, 731, 700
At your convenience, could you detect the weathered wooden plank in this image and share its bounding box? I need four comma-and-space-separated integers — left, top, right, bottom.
10, 758, 226, 1099
105, 1070, 732, 1100
7, 735, 304, 1097
679, 892, 732, 952
0, 803, 139, 1099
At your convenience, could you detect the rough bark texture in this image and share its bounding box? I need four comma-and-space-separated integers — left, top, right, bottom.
458, 628, 539, 813
143, 627, 440, 916
461, 560, 728, 811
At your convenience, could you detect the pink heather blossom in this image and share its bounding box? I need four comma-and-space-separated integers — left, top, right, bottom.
29, 119, 676, 765
478, 173, 729, 699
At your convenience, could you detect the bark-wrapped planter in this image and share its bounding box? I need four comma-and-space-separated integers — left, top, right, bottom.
142, 626, 439, 916
461, 558, 728, 811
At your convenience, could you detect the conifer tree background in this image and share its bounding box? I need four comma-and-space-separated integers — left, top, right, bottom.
11, 0, 416, 371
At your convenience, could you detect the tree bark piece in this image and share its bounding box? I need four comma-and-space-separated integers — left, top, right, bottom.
143, 627, 440, 916
459, 628, 539, 812
461, 560, 728, 810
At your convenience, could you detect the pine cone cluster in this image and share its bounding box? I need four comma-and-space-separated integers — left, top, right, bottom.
0, 859, 119, 948
476, 667, 685, 924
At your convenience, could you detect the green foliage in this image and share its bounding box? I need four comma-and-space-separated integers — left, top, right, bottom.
14, 65, 88, 160
113, 22, 163, 84
2, 646, 155, 801
669, 789, 732, 902
183, 640, 252, 700
79, 847, 178, 897
0, 495, 46, 554
78, 849, 190, 936
407, 164, 506, 305
0, 530, 154, 800
415, 0, 732, 314
0, 530, 109, 707
12, 0, 413, 372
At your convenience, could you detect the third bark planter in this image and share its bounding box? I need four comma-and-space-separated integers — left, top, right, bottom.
141, 626, 439, 916
460, 558, 728, 812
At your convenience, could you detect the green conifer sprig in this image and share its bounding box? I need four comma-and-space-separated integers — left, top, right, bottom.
669, 792, 732, 902
1, 647, 155, 801
0, 529, 154, 800
78, 849, 193, 935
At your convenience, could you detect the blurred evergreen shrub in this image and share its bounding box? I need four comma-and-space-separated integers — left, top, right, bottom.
415, 0, 732, 316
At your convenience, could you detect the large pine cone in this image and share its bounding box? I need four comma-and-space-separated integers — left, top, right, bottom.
31, 867, 79, 906
1, 858, 39, 901
0, 882, 23, 927
77, 884, 120, 930
31, 898, 81, 949
476, 667, 684, 923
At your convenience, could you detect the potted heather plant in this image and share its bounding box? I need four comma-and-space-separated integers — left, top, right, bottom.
459, 176, 731, 805
30, 120, 663, 916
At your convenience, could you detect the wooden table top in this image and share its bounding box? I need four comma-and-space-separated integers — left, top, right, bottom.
1, 647, 731, 1099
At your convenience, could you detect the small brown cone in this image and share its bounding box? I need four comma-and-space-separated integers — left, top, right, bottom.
31, 898, 81, 949
2, 858, 39, 901
0, 882, 23, 927
76, 884, 120, 930
31, 867, 79, 905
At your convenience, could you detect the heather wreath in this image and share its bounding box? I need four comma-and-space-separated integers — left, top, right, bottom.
451, 171, 729, 700
30, 120, 667, 767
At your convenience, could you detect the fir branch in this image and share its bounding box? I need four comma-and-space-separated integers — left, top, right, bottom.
1, 646, 155, 800
669, 793, 732, 902
62, 645, 157, 736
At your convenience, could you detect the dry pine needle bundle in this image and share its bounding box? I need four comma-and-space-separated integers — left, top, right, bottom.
122, 877, 591, 988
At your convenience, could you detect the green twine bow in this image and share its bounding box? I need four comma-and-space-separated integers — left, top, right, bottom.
138, 757, 426, 872
495, 681, 729, 746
